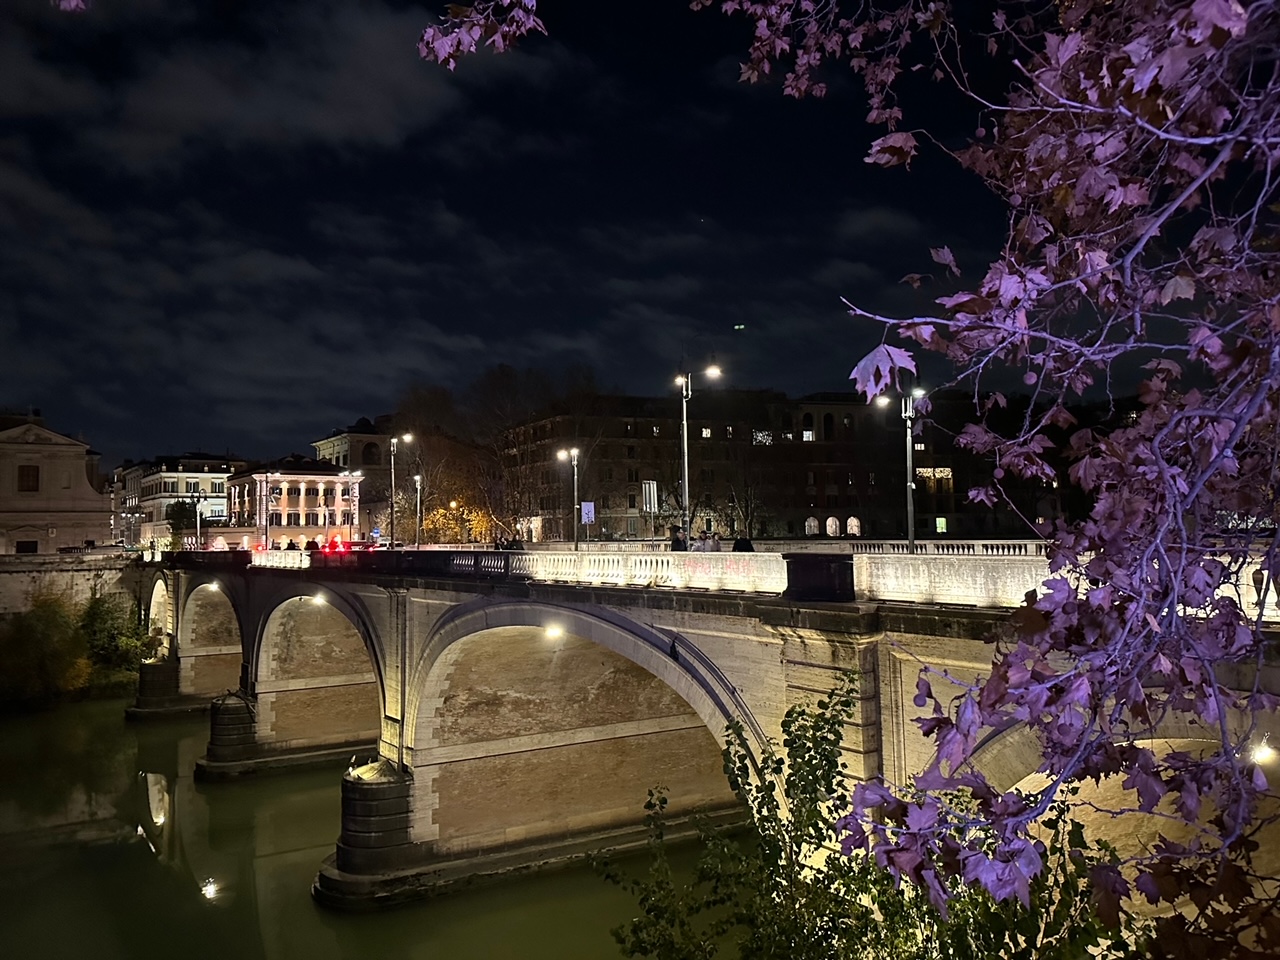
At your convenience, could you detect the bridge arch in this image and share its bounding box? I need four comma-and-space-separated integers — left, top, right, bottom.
408, 597, 768, 765
402, 596, 756, 861
147, 576, 172, 657
248, 582, 386, 753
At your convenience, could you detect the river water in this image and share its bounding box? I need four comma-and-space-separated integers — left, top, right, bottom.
0, 699, 671, 960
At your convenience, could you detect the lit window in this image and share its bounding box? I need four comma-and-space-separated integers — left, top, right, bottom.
804, 516, 820, 536
701, 427, 712, 438
915, 442, 925, 452
752, 430, 773, 445
653, 426, 660, 437
825, 517, 840, 536
802, 430, 815, 442
725, 426, 734, 438
935, 517, 948, 534
915, 467, 953, 479
847, 517, 862, 536
186, 480, 201, 494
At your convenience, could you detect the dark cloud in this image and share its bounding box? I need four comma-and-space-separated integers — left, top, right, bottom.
0, 0, 1000, 464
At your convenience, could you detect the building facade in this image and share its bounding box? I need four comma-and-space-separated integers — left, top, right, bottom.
227, 455, 362, 549
500, 390, 1046, 543
0, 410, 111, 554
113, 453, 247, 547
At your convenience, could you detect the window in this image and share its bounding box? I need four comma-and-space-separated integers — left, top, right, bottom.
826, 516, 840, 536
806, 471, 816, 486
270, 486, 283, 496
16, 465, 39, 492
625, 423, 634, 436
306, 487, 320, 497
935, 517, 948, 534
752, 430, 773, 445
823, 413, 834, 440
600, 495, 611, 509
211, 481, 225, 494
782, 431, 794, 441
653, 426, 661, 436
305, 512, 320, 525
287, 512, 301, 526
847, 517, 862, 536
162, 480, 178, 493
15, 540, 38, 553
915, 442, 925, 452
362, 442, 382, 466
627, 446, 636, 459
826, 494, 838, 507
804, 516, 820, 536
601, 467, 614, 482
628, 493, 638, 509
701, 427, 712, 438
627, 468, 640, 483
269, 512, 282, 526
725, 426, 734, 438
802, 430, 815, 442
288, 486, 302, 496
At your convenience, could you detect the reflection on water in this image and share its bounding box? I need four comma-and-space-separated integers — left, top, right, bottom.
0, 700, 666, 960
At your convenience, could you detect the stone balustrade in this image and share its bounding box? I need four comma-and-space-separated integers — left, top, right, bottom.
223, 542, 1280, 615
247, 547, 789, 594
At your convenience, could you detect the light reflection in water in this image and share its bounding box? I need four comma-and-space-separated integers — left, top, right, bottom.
0, 699, 690, 960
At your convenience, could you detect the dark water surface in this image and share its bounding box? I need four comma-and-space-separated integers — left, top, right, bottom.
0, 700, 662, 960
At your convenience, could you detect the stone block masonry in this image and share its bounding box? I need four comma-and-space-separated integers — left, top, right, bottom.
0, 554, 137, 615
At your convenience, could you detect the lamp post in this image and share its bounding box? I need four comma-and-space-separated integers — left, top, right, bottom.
413, 474, 422, 548
901, 388, 925, 553
124, 511, 142, 546
557, 447, 580, 550
388, 433, 413, 548
675, 365, 721, 538
340, 470, 361, 542
189, 491, 210, 550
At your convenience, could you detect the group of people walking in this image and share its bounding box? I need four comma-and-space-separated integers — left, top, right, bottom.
669, 527, 754, 552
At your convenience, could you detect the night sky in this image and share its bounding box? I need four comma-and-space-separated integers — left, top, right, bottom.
2, 0, 1002, 467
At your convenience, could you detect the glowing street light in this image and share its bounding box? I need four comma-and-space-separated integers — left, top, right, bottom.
389, 433, 413, 548
675, 365, 721, 537
557, 447, 581, 551
901, 386, 925, 554
413, 474, 422, 548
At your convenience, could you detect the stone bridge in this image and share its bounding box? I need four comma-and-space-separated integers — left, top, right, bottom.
135, 544, 1280, 909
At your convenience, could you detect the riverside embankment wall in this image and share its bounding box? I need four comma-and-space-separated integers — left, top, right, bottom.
0, 554, 138, 614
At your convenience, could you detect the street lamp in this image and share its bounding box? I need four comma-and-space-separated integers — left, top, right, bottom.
901, 387, 925, 554
189, 491, 210, 550
340, 470, 362, 542
388, 433, 413, 548
557, 447, 581, 551
413, 474, 422, 548
675, 365, 721, 538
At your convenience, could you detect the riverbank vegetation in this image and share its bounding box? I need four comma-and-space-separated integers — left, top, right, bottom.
0, 589, 154, 710
602, 676, 1149, 959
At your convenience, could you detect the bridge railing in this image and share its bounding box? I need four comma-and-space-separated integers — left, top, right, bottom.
244, 548, 790, 594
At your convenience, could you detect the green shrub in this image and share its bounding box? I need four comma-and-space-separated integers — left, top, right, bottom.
0, 590, 91, 708
79, 593, 152, 671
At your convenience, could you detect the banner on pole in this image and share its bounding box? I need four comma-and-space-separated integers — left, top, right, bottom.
641, 480, 658, 514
